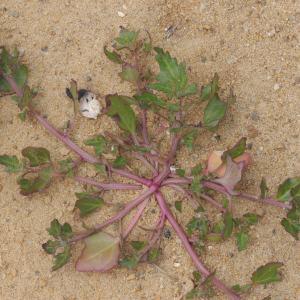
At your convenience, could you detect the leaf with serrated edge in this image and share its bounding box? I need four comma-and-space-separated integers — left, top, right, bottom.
106, 94, 136, 133
22, 147, 51, 167
76, 232, 120, 272
277, 177, 300, 202
0, 155, 23, 173
251, 262, 283, 285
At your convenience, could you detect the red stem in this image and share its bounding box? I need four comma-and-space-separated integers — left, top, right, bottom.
155, 191, 240, 300
70, 185, 157, 243
74, 176, 142, 191
123, 198, 150, 238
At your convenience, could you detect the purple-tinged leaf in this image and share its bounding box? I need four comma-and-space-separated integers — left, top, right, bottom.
213, 156, 244, 194
76, 232, 120, 272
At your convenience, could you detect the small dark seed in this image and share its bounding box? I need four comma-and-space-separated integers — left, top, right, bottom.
163, 228, 171, 239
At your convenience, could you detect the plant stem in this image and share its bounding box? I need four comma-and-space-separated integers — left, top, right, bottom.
165, 184, 199, 209
1, 72, 152, 187
199, 193, 226, 212
74, 176, 142, 191
123, 198, 150, 238
155, 191, 240, 300
139, 212, 166, 260
70, 185, 157, 243
238, 192, 292, 210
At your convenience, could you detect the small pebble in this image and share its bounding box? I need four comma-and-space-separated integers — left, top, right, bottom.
8, 10, 19, 17
85, 75, 92, 82
18, 48, 25, 57
163, 228, 172, 239
127, 274, 135, 280
59, 147, 70, 156
266, 28, 276, 37
273, 83, 280, 91
41, 46, 48, 52
117, 11, 125, 17
250, 111, 260, 121
173, 262, 181, 268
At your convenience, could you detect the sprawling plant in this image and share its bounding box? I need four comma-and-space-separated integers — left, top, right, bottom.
0, 29, 299, 299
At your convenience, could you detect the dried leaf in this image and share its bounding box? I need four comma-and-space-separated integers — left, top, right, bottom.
76, 232, 120, 272
213, 156, 243, 193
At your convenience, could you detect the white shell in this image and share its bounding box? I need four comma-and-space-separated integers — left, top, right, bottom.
79, 92, 101, 119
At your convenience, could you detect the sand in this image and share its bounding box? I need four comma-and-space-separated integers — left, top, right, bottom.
0, 1, 299, 299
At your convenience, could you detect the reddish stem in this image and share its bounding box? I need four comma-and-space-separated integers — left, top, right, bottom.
155, 191, 240, 300
70, 185, 157, 243
123, 198, 150, 238
74, 176, 142, 191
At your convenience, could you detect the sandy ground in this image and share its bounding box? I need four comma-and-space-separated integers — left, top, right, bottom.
0, 0, 299, 299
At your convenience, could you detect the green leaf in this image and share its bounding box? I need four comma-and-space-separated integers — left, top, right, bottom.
76, 231, 120, 272
120, 256, 139, 269
18, 110, 27, 121
42, 240, 60, 254
201, 74, 219, 101
192, 271, 201, 284
231, 284, 252, 294
61, 223, 73, 240
277, 177, 300, 202
119, 66, 139, 83
212, 221, 225, 234
106, 94, 137, 133
186, 216, 208, 239
236, 231, 249, 251
14, 64, 28, 88
130, 240, 146, 251
0, 155, 23, 173
47, 219, 62, 238
114, 29, 139, 50
182, 130, 197, 150
242, 213, 259, 225
281, 218, 299, 240
204, 95, 226, 130
134, 92, 166, 110
191, 164, 202, 176
52, 245, 71, 271
148, 47, 197, 98
69, 79, 78, 101
175, 200, 182, 212
59, 158, 74, 177
18, 166, 53, 195
22, 146, 51, 167
190, 175, 203, 196
176, 168, 185, 177
112, 156, 127, 169
143, 42, 152, 53
223, 212, 234, 238
75, 192, 104, 217
84, 135, 106, 156
18, 85, 32, 110
103, 46, 122, 64
251, 262, 283, 285
222, 137, 247, 160
93, 163, 107, 174
260, 177, 268, 199
148, 248, 160, 263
